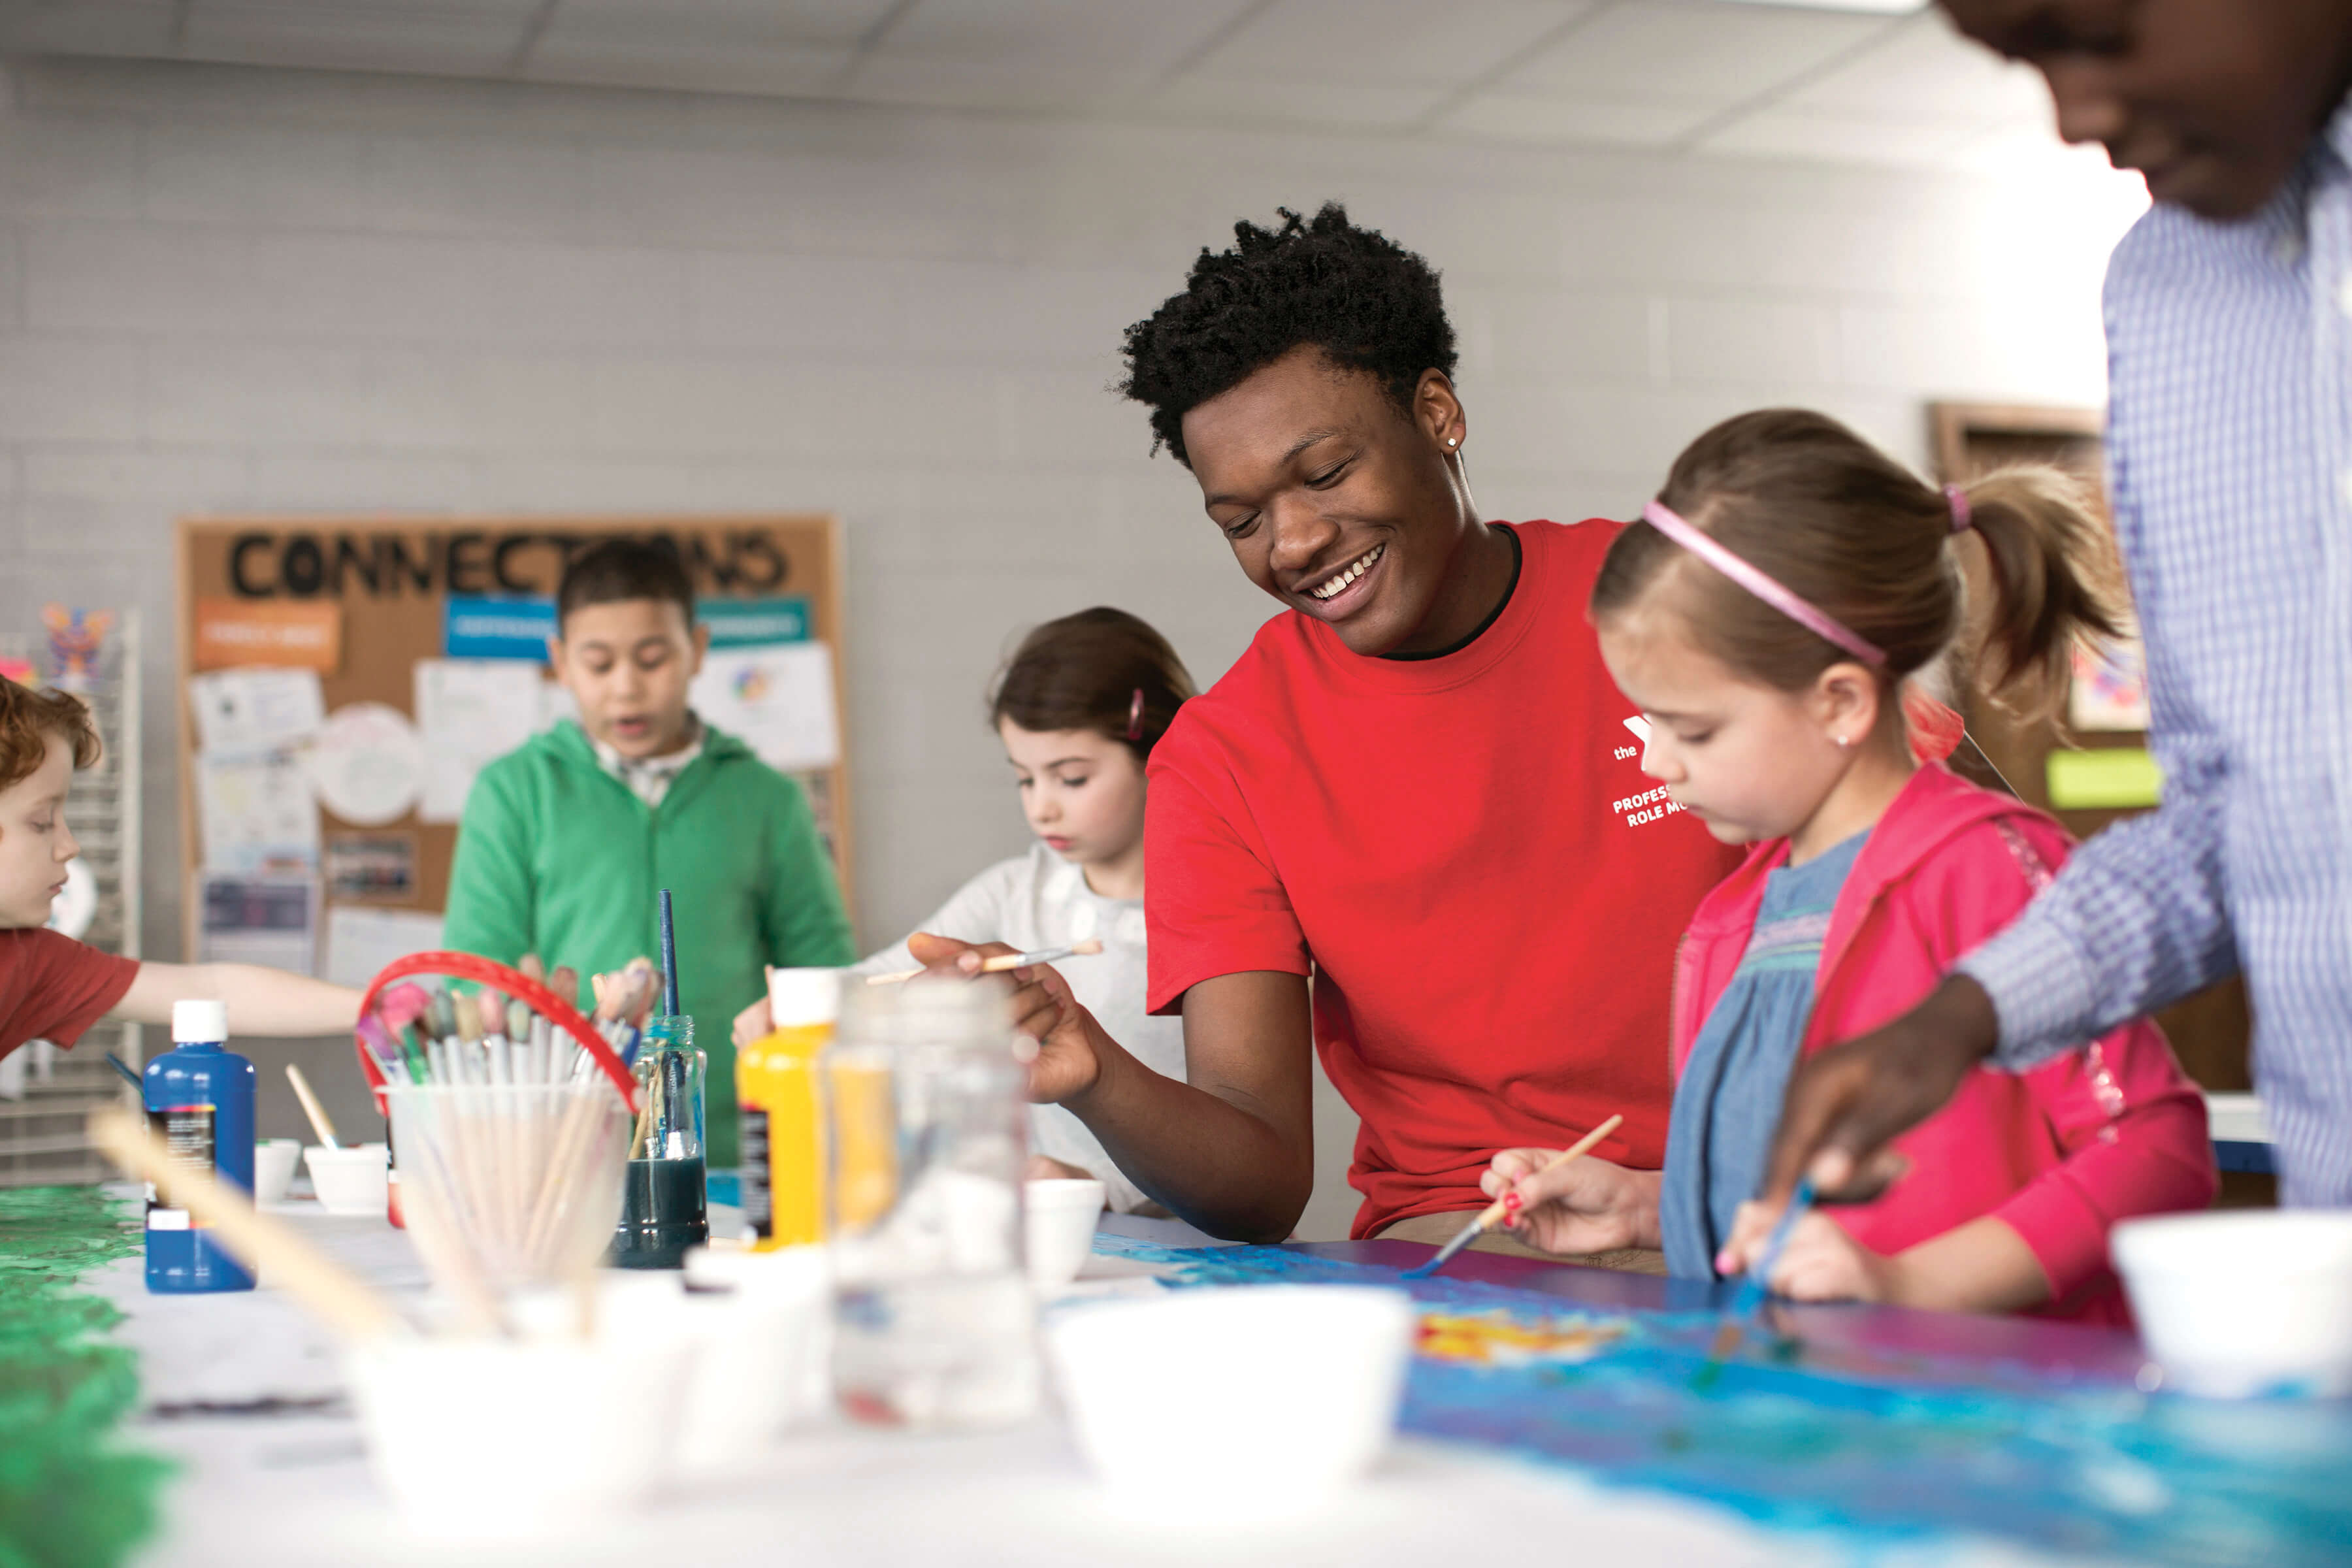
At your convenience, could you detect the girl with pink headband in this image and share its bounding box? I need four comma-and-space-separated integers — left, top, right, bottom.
1479, 408, 2213, 1322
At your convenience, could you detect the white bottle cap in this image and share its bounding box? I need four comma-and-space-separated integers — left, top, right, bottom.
172, 998, 229, 1044
766, 967, 841, 1028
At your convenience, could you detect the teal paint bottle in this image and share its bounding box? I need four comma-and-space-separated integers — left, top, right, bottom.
142, 998, 256, 1294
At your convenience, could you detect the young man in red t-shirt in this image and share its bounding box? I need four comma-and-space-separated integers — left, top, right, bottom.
917, 205, 1735, 1259
0, 679, 360, 1062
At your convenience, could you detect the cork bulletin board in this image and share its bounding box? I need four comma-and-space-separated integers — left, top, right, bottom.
174, 515, 852, 968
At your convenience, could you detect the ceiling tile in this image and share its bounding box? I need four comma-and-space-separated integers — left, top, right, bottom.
1505, 0, 1893, 104
1149, 74, 1447, 132
1440, 91, 1718, 148
1183, 0, 1591, 90
834, 56, 1139, 112
838, 0, 1259, 112
1696, 106, 1988, 170
1776, 11, 2049, 121
0, 0, 178, 56
180, 3, 538, 76
533, 0, 900, 51
873, 0, 1256, 74
523, 38, 855, 97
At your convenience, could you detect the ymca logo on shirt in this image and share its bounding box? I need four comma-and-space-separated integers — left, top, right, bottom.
1608, 715, 1686, 830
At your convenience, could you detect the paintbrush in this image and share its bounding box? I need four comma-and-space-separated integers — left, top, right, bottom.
657, 888, 681, 1018
426, 988, 456, 1044
285, 1063, 340, 1149
103, 1052, 141, 1089
865, 938, 1106, 986
88, 1104, 403, 1341
551, 965, 580, 1077
1695, 1175, 1818, 1384
394, 1021, 431, 1085
1402, 1113, 1625, 1281
505, 999, 533, 1081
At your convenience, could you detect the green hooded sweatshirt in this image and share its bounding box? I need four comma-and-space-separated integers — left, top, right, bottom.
443, 719, 854, 1168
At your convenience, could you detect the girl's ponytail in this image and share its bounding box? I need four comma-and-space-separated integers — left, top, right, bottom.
1593, 409, 2128, 735
1953, 465, 2127, 727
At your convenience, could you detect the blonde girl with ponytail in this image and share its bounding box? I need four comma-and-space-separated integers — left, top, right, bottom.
1482, 410, 2213, 1322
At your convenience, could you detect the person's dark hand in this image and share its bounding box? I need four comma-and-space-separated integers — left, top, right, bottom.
1762, 975, 2001, 1204
896, 933, 1108, 1105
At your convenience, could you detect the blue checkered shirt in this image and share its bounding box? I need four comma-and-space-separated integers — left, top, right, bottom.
1957, 110, 2352, 1206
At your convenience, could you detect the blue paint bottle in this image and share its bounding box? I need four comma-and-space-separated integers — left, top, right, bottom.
142, 998, 256, 1294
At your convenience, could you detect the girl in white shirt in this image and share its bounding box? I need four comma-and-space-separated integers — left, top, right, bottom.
734, 608, 1196, 1213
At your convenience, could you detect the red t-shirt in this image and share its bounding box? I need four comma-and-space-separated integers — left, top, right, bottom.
1146, 519, 1740, 1238
0, 928, 139, 1059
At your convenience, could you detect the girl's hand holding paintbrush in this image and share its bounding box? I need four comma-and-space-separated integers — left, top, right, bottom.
1480, 1143, 1661, 1256
1716, 1187, 2051, 1314
1720, 1205, 1895, 1304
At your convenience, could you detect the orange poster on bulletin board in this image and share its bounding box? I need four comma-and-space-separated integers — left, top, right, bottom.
174, 515, 852, 964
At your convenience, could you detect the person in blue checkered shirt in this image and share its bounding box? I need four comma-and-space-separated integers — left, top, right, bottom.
1746, 0, 2352, 1246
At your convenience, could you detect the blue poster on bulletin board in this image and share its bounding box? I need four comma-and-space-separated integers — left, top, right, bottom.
444, 594, 810, 659
443, 596, 556, 661
702, 596, 810, 647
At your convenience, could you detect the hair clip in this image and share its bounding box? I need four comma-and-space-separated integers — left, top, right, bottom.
1945, 483, 1974, 534
1125, 687, 1145, 741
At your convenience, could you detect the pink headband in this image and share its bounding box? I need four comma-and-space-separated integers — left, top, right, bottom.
1639, 500, 1887, 667
1125, 687, 1145, 741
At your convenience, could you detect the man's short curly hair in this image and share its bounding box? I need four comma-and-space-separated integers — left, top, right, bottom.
1118, 203, 1458, 469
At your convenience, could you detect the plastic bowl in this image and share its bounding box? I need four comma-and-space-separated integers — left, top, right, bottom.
1045, 1284, 1414, 1516
253, 1138, 302, 1205
346, 1333, 689, 1537
684, 1243, 833, 1429
2114, 1209, 2352, 1396
1024, 1179, 1106, 1290
304, 1143, 389, 1217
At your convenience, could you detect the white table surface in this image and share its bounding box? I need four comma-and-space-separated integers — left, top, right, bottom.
93, 1200, 2051, 1568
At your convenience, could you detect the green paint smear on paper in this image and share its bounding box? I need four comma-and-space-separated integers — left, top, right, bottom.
1090, 1237, 2352, 1567
0, 1186, 171, 1568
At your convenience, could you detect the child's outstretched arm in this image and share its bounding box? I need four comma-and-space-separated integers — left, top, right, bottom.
111, 962, 361, 1037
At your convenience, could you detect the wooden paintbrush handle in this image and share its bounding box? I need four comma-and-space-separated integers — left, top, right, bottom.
1475, 1113, 1626, 1232
284, 1062, 339, 1148
88, 1105, 399, 1341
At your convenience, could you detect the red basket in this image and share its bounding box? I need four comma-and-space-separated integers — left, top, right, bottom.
352, 951, 640, 1113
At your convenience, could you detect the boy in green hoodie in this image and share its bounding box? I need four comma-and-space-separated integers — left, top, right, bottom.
444, 539, 855, 1167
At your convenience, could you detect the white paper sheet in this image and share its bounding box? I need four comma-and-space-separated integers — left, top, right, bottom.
188, 668, 325, 753
323, 904, 445, 991
195, 874, 318, 974
689, 641, 840, 772
197, 747, 320, 874
304, 702, 422, 826
412, 659, 543, 823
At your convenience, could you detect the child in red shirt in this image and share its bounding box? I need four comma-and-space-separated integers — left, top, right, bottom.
0, 678, 360, 1060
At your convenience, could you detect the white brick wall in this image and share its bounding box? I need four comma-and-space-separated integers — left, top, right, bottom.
0, 55, 2142, 1233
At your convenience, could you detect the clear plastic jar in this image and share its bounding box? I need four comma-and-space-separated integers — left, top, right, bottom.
825, 977, 1037, 1428
611, 1015, 710, 1269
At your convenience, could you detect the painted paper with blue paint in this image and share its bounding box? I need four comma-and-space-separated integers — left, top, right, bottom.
1085, 1238, 2352, 1567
